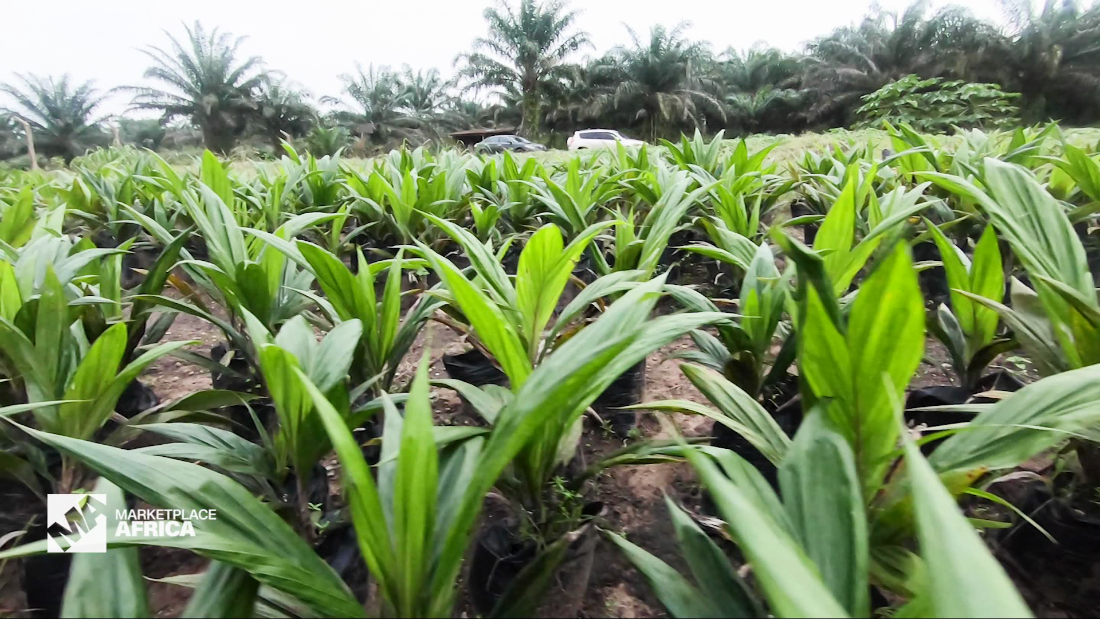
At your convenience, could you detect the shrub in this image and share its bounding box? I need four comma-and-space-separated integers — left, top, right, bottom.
855, 74, 1020, 133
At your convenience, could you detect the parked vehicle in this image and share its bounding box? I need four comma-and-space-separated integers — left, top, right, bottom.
473, 134, 547, 154
568, 129, 644, 150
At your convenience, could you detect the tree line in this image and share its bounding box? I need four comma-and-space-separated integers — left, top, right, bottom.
2, 0, 1098, 163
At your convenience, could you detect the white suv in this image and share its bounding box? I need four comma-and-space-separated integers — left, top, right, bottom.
567, 129, 644, 150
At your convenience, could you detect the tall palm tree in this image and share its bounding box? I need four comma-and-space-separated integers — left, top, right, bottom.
398, 66, 457, 139
456, 0, 591, 137
400, 66, 455, 118
586, 24, 723, 142
542, 62, 605, 134
803, 0, 1005, 126
725, 86, 807, 134
254, 80, 315, 151
125, 22, 267, 153
1000, 0, 1100, 123
718, 46, 804, 93
716, 46, 807, 133
0, 75, 109, 163
324, 64, 419, 148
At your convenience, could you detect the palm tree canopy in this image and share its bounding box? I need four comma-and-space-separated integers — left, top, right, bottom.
457, 0, 591, 135
400, 66, 456, 117
717, 46, 804, 93
587, 24, 723, 140
802, 0, 1006, 125
1000, 0, 1100, 122
325, 64, 421, 147
0, 74, 109, 161
124, 21, 267, 152
255, 79, 315, 148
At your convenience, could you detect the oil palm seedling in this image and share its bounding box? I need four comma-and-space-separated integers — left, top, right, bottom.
346, 152, 468, 250
661, 129, 727, 176
418, 218, 728, 612
0, 235, 196, 614
1045, 139, 1100, 223
630, 234, 1100, 614
590, 168, 717, 278
609, 415, 1036, 618
920, 158, 1100, 373
292, 242, 439, 391
921, 155, 1100, 490
679, 139, 790, 249
530, 156, 625, 240
924, 222, 1013, 390
466, 151, 545, 232
665, 241, 794, 401
304, 122, 350, 157
1, 272, 728, 618
127, 152, 340, 388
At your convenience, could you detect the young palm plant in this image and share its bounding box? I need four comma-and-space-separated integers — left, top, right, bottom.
920, 158, 1100, 374
0, 271, 729, 618
530, 156, 625, 240
418, 217, 728, 613
666, 241, 794, 402
129, 152, 338, 385
632, 233, 1100, 613
608, 413, 1035, 618
924, 222, 1013, 390
590, 169, 717, 279
920, 156, 1100, 487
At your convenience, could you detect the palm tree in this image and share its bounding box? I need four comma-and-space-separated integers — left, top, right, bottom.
324, 64, 419, 148
586, 24, 723, 142
1000, 0, 1100, 123
725, 86, 807, 134
397, 66, 458, 139
717, 46, 804, 92
125, 22, 267, 153
0, 75, 109, 162
542, 62, 604, 134
716, 46, 807, 133
456, 0, 591, 137
400, 66, 455, 118
0, 115, 21, 161
254, 80, 315, 151
803, 1, 1005, 126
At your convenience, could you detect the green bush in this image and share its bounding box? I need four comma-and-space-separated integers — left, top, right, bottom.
855, 74, 1020, 133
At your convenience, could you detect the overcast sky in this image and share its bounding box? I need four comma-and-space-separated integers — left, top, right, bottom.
3, 0, 1008, 117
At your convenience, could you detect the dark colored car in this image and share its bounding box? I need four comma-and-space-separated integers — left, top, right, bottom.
473, 135, 547, 154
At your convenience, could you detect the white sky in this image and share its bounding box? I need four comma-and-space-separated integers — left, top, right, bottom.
3, 0, 1008, 117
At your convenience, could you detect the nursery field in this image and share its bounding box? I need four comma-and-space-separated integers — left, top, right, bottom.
1, 124, 1100, 618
